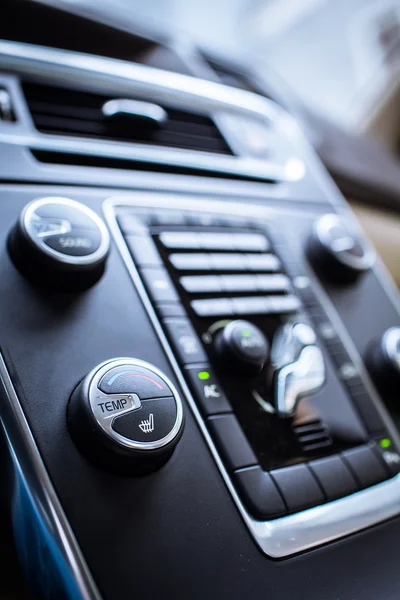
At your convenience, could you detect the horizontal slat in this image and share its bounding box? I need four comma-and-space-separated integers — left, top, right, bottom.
23, 81, 233, 154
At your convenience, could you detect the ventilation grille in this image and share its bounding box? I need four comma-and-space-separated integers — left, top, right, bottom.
22, 81, 233, 155
293, 420, 333, 454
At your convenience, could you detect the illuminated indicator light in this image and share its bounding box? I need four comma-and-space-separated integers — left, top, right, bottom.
198, 371, 210, 381
241, 329, 252, 337
380, 438, 392, 449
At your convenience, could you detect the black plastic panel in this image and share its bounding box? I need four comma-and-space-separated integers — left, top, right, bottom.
0, 186, 399, 600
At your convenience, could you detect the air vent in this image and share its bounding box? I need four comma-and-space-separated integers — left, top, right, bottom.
22, 81, 233, 155
293, 420, 333, 454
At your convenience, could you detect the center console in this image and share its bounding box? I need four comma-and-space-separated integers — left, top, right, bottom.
0, 40, 399, 600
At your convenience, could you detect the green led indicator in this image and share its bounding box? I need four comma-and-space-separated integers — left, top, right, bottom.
198, 371, 210, 381
241, 329, 252, 337
380, 438, 392, 449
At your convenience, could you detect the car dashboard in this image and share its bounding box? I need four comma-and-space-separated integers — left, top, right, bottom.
0, 35, 399, 600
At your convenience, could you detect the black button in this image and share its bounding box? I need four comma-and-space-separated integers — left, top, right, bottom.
270, 464, 325, 513
374, 439, 400, 476
141, 267, 180, 303
163, 318, 207, 364
112, 397, 177, 442
233, 233, 269, 251
342, 444, 389, 489
169, 253, 211, 271
184, 364, 232, 415
45, 229, 101, 256
159, 231, 200, 249
244, 254, 281, 272
255, 274, 291, 292
220, 275, 256, 292
99, 365, 172, 399
35, 204, 98, 230
191, 298, 234, 317
156, 303, 187, 318
207, 414, 257, 471
349, 389, 386, 435
180, 275, 222, 293
125, 235, 163, 267
231, 296, 268, 315
265, 295, 301, 314
308, 455, 358, 501
209, 253, 246, 271
234, 466, 287, 519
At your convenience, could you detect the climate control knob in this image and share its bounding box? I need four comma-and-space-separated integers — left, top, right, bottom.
368, 327, 400, 394
8, 197, 110, 290
308, 213, 375, 282
68, 358, 184, 474
214, 320, 269, 375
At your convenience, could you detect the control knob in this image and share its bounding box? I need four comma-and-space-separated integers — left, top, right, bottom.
308, 213, 375, 282
368, 327, 400, 394
68, 358, 184, 474
8, 197, 110, 290
214, 320, 269, 375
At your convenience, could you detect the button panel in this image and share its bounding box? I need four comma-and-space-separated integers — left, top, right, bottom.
116, 207, 397, 526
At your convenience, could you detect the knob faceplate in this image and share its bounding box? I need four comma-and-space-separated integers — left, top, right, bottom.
68, 358, 184, 474
214, 320, 269, 375
8, 197, 110, 290
308, 213, 375, 282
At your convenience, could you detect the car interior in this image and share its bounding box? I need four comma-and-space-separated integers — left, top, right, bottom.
0, 1, 399, 598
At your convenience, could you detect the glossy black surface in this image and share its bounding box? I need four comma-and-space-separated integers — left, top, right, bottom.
0, 186, 399, 600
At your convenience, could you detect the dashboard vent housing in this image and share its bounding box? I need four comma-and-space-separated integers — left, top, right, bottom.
22, 81, 233, 155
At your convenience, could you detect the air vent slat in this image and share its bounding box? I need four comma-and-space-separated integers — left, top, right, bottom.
22, 81, 233, 155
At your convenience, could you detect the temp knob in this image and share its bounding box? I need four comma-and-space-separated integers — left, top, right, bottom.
8, 196, 110, 290
368, 327, 400, 394
308, 213, 375, 282
68, 358, 184, 474
214, 320, 269, 375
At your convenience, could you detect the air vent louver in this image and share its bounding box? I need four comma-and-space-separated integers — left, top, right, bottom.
293, 419, 333, 454
22, 81, 233, 155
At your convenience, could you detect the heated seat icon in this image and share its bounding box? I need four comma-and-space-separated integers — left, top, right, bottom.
139, 413, 154, 434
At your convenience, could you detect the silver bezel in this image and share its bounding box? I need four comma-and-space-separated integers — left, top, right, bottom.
103, 191, 400, 559
314, 213, 376, 271
87, 357, 184, 451
22, 196, 110, 266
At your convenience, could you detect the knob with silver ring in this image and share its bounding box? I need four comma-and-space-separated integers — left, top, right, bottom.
307, 213, 376, 282
68, 358, 184, 474
8, 196, 110, 290
368, 327, 400, 395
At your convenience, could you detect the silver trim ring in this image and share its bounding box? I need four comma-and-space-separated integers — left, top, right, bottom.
88, 358, 184, 451
22, 197, 110, 266
314, 213, 376, 271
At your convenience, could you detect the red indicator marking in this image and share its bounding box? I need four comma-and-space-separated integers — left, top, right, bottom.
126, 373, 164, 389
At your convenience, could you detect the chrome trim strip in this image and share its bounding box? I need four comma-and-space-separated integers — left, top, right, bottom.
103, 192, 400, 558
0, 40, 304, 183
0, 353, 102, 600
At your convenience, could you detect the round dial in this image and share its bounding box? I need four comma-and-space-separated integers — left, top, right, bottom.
8, 197, 110, 290
68, 358, 184, 474
308, 213, 376, 281
214, 320, 269, 375
368, 327, 400, 394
